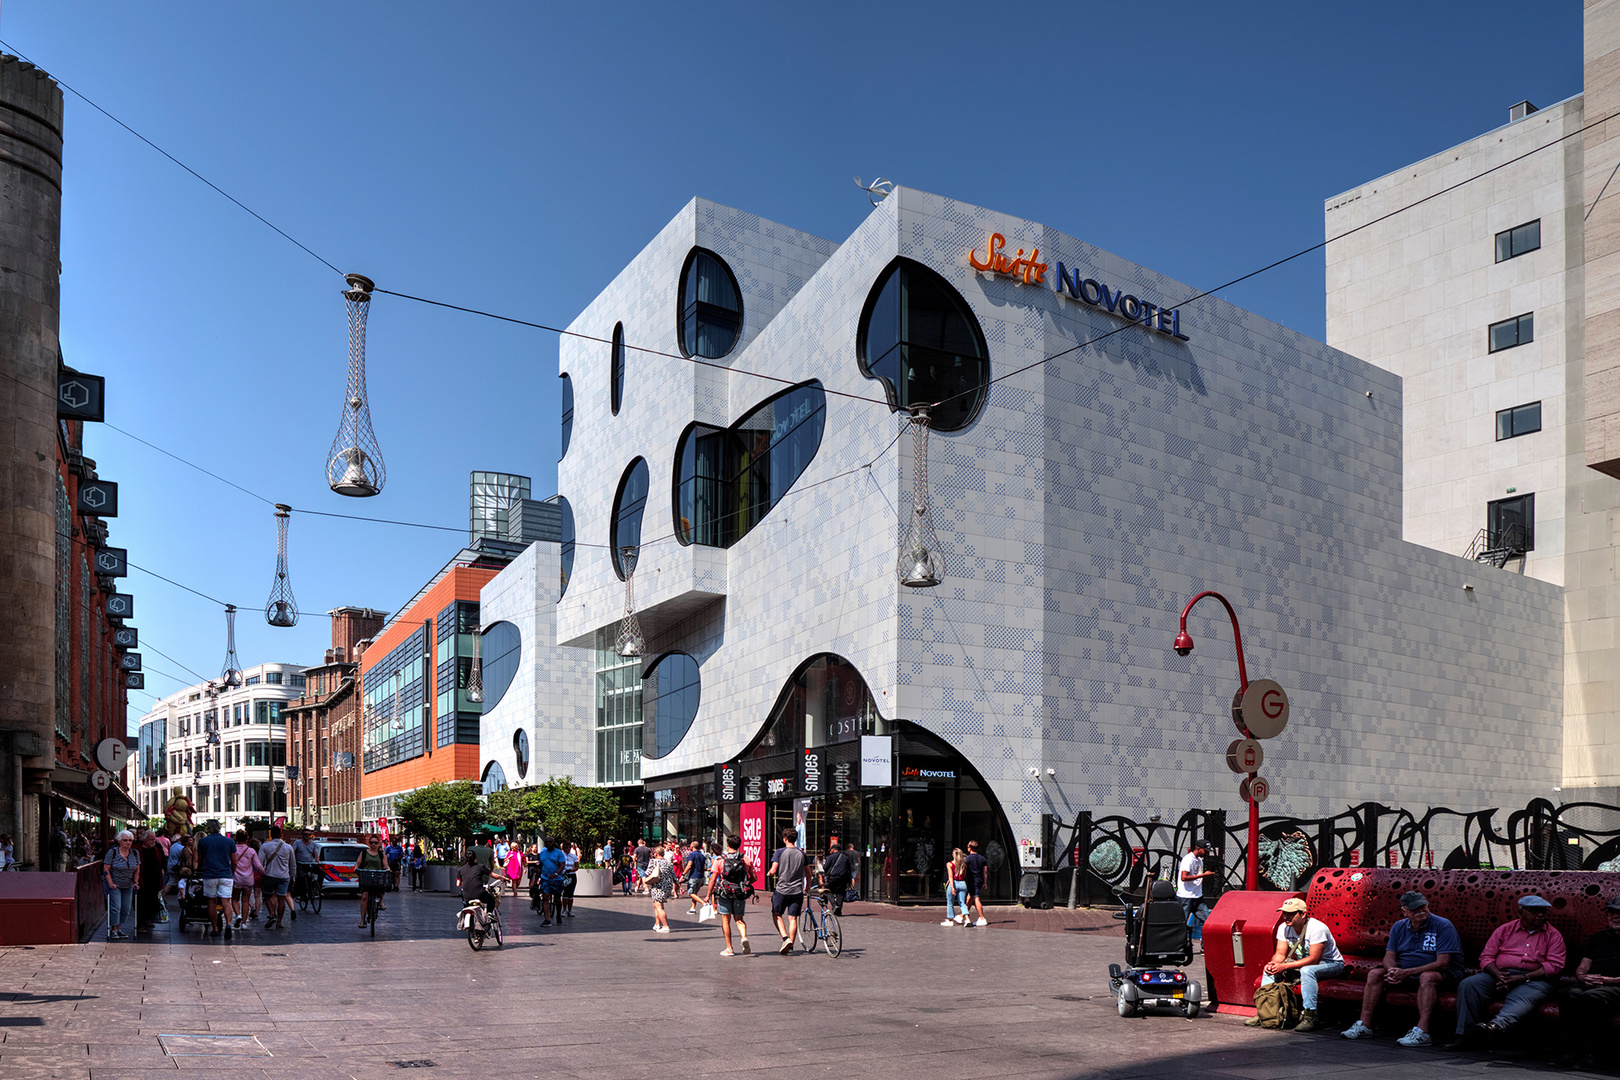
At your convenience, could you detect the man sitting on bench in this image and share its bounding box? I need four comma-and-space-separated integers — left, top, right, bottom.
1342, 890, 1462, 1047
1551, 895, 1620, 1070
1447, 894, 1565, 1051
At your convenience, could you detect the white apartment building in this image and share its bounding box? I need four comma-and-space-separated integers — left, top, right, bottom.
1325, 2, 1620, 801
132, 662, 304, 832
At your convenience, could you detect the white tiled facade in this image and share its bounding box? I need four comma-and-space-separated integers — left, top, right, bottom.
477, 540, 594, 790
1325, 6, 1620, 800
541, 188, 1565, 844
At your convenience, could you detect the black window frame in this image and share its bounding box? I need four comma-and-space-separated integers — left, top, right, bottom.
1495, 401, 1542, 441
610, 323, 625, 416
559, 372, 574, 459
556, 495, 575, 598
609, 458, 650, 581
677, 248, 743, 360
856, 257, 991, 433
1488, 312, 1534, 353
1495, 219, 1541, 263
1487, 492, 1535, 552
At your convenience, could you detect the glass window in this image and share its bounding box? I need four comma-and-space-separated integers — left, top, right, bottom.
265, 671, 283, 685
1495, 220, 1541, 263
1488, 312, 1534, 352
858, 258, 990, 432
513, 728, 529, 780
675, 381, 825, 548
560, 373, 574, 459
642, 652, 701, 759
595, 628, 643, 785
1496, 401, 1542, 440
556, 495, 575, 598
245, 674, 261, 686
1488, 493, 1535, 551
610, 458, 650, 580
678, 249, 743, 359
480, 621, 522, 711
481, 760, 507, 795
611, 323, 626, 415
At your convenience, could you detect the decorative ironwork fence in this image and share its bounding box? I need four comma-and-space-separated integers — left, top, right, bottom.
1046, 799, 1620, 907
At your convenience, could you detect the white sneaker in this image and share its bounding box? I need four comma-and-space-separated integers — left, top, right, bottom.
1396, 1027, 1430, 1047
941, 919, 956, 925
953, 915, 965, 924
1341, 1021, 1373, 1040
973, 918, 988, 927
654, 925, 670, 933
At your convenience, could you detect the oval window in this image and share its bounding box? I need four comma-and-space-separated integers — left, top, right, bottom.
674, 380, 825, 548
481, 760, 508, 795
610, 458, 650, 580
678, 248, 743, 359
611, 322, 625, 416
513, 727, 530, 780
560, 373, 574, 459
857, 258, 989, 432
480, 621, 522, 711
642, 651, 701, 759
556, 496, 575, 598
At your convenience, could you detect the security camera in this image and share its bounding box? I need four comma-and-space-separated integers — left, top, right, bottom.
1174, 645, 1192, 657
1046, 768, 1056, 777
1028, 766, 1039, 777
1172, 630, 1194, 657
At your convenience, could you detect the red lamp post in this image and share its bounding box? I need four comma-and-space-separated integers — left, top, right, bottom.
1173, 590, 1261, 891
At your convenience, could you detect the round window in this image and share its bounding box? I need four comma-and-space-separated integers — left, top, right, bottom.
857, 258, 989, 432
678, 248, 743, 359
513, 728, 530, 780
610, 458, 650, 580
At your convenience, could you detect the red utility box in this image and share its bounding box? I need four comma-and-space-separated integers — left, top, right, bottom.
0, 872, 83, 945
1202, 889, 1303, 1012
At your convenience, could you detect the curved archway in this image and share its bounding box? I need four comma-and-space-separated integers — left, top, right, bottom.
857, 258, 990, 432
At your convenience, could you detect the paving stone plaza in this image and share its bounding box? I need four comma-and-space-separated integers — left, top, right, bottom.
0, 892, 1606, 1079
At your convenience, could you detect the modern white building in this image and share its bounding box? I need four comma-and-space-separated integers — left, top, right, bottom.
513, 186, 1566, 903
1325, 2, 1620, 802
132, 662, 303, 833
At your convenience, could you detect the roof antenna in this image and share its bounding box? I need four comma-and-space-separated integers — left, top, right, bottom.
854, 176, 894, 206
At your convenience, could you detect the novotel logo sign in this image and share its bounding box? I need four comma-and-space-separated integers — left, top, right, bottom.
969, 232, 1190, 342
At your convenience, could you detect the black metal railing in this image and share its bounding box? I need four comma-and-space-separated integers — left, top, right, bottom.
1465, 523, 1527, 566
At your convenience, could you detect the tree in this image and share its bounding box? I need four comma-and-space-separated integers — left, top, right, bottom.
528, 777, 622, 850
395, 781, 486, 847
484, 787, 537, 835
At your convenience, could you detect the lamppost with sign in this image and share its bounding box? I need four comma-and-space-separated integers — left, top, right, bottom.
1172, 590, 1289, 891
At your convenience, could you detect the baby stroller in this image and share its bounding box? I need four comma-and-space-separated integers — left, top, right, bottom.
1108, 880, 1203, 1018
172, 877, 213, 933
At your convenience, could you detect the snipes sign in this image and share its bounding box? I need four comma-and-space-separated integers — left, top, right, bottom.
969, 232, 1190, 342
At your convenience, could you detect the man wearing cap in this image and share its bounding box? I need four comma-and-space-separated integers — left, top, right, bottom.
1250, 897, 1344, 1033
1550, 896, 1620, 1070
1343, 890, 1463, 1046
1446, 894, 1566, 1050
1176, 842, 1214, 942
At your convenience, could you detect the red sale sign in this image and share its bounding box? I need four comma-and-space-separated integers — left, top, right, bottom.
740, 801, 767, 890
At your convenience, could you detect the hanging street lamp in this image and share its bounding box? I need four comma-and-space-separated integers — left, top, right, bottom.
265, 503, 298, 627
615, 545, 646, 658
898, 407, 943, 588
220, 604, 243, 689
326, 273, 385, 497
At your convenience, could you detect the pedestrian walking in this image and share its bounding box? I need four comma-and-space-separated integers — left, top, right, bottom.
705, 833, 754, 957
385, 838, 404, 891
196, 821, 237, 939
409, 845, 426, 891
769, 827, 809, 953
942, 848, 968, 925
634, 839, 650, 895
963, 840, 989, 927
134, 829, 164, 933
102, 830, 139, 940
821, 841, 854, 916
504, 846, 523, 896
646, 845, 674, 933
561, 844, 579, 917
683, 841, 707, 914
525, 844, 543, 911
231, 831, 263, 928
258, 826, 295, 929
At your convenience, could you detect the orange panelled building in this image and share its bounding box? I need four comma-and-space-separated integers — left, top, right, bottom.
358, 546, 516, 830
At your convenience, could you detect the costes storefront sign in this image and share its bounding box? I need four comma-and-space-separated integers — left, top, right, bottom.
969, 232, 1190, 342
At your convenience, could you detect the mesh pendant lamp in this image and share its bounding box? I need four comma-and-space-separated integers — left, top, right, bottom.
326, 273, 385, 497
220, 605, 243, 688
265, 504, 298, 627
615, 546, 646, 657
466, 628, 484, 703
898, 408, 943, 588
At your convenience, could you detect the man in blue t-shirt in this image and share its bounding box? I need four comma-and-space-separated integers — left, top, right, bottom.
536, 839, 567, 925
1342, 890, 1463, 1046
195, 821, 239, 938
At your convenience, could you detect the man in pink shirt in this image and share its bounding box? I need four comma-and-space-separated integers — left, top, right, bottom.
1447, 895, 1566, 1050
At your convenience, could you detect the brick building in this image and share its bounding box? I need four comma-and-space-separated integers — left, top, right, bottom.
284, 607, 386, 831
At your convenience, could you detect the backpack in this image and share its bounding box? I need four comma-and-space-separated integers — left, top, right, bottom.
1252, 982, 1301, 1029
718, 853, 753, 899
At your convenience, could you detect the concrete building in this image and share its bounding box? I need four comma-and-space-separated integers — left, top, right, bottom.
1325, 1, 1620, 802
537, 188, 1564, 902
283, 607, 386, 831
132, 663, 304, 836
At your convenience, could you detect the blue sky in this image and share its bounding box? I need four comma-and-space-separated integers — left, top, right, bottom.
0, 2, 1584, 733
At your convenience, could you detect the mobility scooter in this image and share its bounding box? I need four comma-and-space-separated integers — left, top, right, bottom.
1108, 880, 1204, 1018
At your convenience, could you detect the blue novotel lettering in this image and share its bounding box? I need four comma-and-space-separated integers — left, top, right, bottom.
1055, 262, 1190, 342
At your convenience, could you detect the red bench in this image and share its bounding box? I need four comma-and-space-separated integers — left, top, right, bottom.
1204, 868, 1620, 1027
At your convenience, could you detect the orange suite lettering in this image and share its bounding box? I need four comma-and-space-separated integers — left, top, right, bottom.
969, 232, 1046, 285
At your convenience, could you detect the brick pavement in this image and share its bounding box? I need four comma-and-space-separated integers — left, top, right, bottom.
0, 890, 1606, 1079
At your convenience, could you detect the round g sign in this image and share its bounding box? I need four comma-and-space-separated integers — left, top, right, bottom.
1231, 678, 1290, 739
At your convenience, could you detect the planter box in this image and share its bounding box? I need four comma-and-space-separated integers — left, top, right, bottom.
574, 867, 611, 896
424, 864, 456, 893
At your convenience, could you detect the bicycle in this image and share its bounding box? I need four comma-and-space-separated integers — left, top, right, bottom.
357, 869, 391, 936
459, 892, 504, 951
797, 888, 843, 957
295, 864, 323, 915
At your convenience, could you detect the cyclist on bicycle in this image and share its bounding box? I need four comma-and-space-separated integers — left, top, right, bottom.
291, 828, 319, 900
536, 838, 566, 925
457, 851, 498, 912
354, 834, 389, 929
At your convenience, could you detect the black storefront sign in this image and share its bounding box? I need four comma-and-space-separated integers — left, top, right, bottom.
832, 757, 855, 794
124, 672, 144, 690
742, 773, 765, 802
57, 372, 105, 423
798, 747, 824, 796
106, 592, 133, 618
119, 651, 142, 672
714, 761, 741, 803
112, 625, 137, 649
762, 774, 792, 799
77, 480, 118, 517
95, 548, 128, 577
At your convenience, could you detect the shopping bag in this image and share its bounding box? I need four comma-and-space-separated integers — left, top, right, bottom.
698, 903, 716, 923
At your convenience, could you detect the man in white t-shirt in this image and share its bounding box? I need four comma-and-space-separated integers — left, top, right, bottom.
1251, 897, 1345, 1033
1176, 842, 1213, 940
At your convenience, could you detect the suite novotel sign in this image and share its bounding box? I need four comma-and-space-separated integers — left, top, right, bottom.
969, 232, 1190, 342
